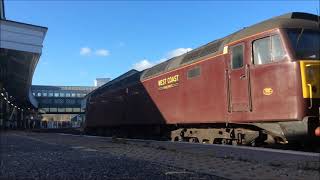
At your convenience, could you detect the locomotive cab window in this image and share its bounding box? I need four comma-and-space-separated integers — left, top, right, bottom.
287, 29, 320, 60
231, 44, 244, 69
253, 34, 285, 65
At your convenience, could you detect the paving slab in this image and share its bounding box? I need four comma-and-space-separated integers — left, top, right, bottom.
1, 131, 319, 180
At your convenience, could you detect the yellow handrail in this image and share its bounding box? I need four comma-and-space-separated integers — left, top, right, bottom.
307, 84, 313, 109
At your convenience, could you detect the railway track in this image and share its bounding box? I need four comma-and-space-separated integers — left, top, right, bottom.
31, 128, 320, 153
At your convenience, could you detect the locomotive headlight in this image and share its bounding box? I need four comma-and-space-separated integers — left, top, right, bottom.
306, 67, 317, 93
307, 66, 319, 94
306, 67, 314, 77
306, 66, 316, 83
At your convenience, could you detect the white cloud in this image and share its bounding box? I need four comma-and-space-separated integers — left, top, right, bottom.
95, 49, 110, 57
40, 60, 49, 65
133, 59, 154, 71
167, 48, 192, 59
132, 47, 192, 71
80, 47, 92, 56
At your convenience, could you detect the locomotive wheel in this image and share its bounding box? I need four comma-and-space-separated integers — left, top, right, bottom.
189, 138, 199, 143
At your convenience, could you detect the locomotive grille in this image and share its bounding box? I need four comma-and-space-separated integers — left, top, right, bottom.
181, 49, 202, 65
181, 40, 223, 65
199, 40, 223, 57
143, 60, 170, 78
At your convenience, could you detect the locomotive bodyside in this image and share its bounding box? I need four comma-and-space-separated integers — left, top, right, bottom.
85, 70, 166, 136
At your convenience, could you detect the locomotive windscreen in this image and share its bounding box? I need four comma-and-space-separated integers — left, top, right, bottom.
287, 29, 320, 60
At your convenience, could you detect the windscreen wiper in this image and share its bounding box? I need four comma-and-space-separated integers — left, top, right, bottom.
295, 28, 304, 48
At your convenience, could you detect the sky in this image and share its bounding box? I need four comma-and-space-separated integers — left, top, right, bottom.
4, 0, 320, 86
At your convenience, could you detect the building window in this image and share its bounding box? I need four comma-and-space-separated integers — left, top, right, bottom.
253, 34, 285, 65
73, 108, 80, 112
37, 92, 42, 97
58, 108, 65, 112
54, 92, 59, 97
32, 92, 36, 96
71, 93, 76, 97
43, 92, 48, 97
60, 92, 65, 97
66, 99, 76, 104
66, 93, 71, 97
48, 92, 53, 97
54, 99, 64, 104
41, 99, 51, 104
231, 44, 244, 69
49, 108, 57, 112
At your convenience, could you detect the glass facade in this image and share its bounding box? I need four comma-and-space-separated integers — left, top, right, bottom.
31, 85, 95, 114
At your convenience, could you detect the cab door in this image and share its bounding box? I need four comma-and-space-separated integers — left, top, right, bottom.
227, 43, 251, 112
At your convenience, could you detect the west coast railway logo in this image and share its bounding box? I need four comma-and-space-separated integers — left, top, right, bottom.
158, 75, 179, 90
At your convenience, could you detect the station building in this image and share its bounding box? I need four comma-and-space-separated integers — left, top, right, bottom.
0, 0, 47, 129
94, 78, 111, 87
30, 85, 95, 128
1, 0, 109, 129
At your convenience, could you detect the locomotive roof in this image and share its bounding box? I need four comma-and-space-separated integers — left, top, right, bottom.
141, 12, 320, 81
88, 69, 140, 98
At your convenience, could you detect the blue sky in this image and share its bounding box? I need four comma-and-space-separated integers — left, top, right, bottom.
4, 0, 319, 86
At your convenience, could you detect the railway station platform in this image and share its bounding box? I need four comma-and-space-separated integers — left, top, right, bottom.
0, 131, 319, 179
0, 0, 47, 129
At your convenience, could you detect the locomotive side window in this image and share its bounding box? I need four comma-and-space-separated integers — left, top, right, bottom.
231, 44, 244, 69
253, 34, 285, 65
271, 35, 285, 61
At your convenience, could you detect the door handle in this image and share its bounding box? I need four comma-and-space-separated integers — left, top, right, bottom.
240, 74, 246, 80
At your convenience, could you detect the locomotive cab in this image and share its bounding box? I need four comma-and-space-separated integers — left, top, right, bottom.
224, 25, 320, 143
286, 28, 320, 138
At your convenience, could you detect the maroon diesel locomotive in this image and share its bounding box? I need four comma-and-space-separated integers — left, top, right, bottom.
85, 12, 320, 145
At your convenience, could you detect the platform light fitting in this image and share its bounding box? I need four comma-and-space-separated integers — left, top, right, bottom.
1, 93, 3, 96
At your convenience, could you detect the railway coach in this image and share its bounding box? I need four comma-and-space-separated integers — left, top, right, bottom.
85, 12, 320, 146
